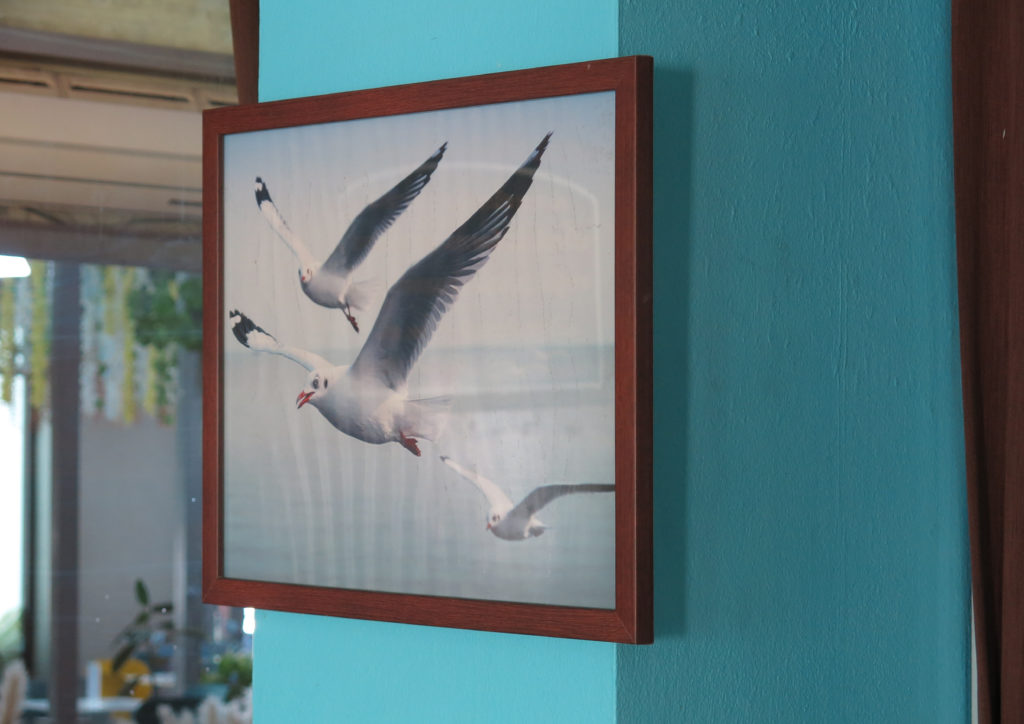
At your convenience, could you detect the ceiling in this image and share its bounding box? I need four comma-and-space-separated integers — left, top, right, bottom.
0, 0, 232, 55
0, 1, 237, 271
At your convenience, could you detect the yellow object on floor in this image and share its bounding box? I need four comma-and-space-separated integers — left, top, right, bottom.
99, 657, 153, 699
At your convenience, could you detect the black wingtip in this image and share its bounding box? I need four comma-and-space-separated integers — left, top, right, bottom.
499, 132, 552, 201
228, 309, 250, 347
526, 132, 552, 164
523, 132, 552, 172
254, 177, 272, 205
425, 142, 447, 171
228, 308, 272, 348
440, 455, 450, 463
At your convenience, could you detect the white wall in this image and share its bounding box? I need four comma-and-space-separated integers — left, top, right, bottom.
77, 413, 181, 676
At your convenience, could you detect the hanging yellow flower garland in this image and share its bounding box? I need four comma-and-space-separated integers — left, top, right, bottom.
28, 261, 49, 410
0, 262, 200, 422
103, 266, 118, 335
121, 268, 137, 424
0, 280, 15, 404
143, 344, 159, 418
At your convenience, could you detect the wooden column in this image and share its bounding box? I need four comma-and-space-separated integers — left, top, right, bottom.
49, 262, 80, 723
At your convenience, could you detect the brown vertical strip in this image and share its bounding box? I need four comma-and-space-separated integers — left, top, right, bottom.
179, 350, 204, 689
952, 1, 1024, 721
21, 406, 37, 678
229, 0, 260, 105
49, 262, 80, 723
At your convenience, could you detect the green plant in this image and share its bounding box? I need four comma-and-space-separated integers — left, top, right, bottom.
110, 579, 176, 673
127, 272, 201, 423
128, 272, 201, 353
0, 610, 21, 666
201, 651, 253, 702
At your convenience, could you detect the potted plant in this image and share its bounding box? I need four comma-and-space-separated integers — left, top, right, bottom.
105, 579, 183, 696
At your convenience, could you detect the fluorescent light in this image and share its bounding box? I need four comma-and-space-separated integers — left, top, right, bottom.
0, 256, 30, 278
242, 607, 256, 635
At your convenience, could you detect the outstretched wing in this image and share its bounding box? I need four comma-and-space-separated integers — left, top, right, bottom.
350, 132, 551, 389
513, 484, 615, 518
322, 143, 448, 275
440, 455, 514, 511
228, 309, 330, 371
254, 177, 318, 271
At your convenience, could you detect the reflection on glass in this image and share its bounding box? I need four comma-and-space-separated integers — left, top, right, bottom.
0, 378, 25, 660
0, 261, 252, 717
0, 10, 250, 713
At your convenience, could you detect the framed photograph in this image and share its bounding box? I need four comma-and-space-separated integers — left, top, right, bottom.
202, 55, 652, 643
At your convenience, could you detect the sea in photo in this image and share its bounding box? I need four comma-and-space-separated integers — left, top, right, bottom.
224, 344, 615, 608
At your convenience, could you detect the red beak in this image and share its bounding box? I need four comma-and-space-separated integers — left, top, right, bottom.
296, 390, 314, 409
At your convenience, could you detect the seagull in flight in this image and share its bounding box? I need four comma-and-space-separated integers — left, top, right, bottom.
231, 133, 552, 456
439, 456, 614, 541
254, 142, 447, 332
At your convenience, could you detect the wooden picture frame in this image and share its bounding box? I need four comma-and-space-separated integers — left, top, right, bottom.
202, 55, 652, 643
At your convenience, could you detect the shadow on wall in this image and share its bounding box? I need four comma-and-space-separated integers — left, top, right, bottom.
651, 65, 696, 640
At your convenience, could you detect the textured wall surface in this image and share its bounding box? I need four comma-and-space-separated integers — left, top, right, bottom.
258, 0, 619, 100
255, 2, 619, 722
254, 0, 970, 721
617, 0, 970, 721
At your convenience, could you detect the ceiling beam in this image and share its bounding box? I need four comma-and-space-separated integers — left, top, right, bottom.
0, 26, 234, 82
0, 220, 200, 272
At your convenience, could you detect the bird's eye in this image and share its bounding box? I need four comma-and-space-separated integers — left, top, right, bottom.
312, 377, 319, 390
323, 379, 328, 388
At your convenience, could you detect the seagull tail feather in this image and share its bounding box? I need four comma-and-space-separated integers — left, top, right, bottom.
402, 395, 452, 443
344, 277, 383, 312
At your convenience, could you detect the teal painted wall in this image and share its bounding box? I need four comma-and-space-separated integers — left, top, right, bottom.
254, 0, 969, 721
254, 2, 619, 722
258, 0, 618, 100
617, 0, 969, 722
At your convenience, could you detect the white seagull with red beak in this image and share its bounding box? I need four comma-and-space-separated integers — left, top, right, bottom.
440, 456, 614, 540
231, 133, 551, 456
254, 142, 447, 332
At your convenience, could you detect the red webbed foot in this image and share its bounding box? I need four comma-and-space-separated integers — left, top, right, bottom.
399, 433, 421, 456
